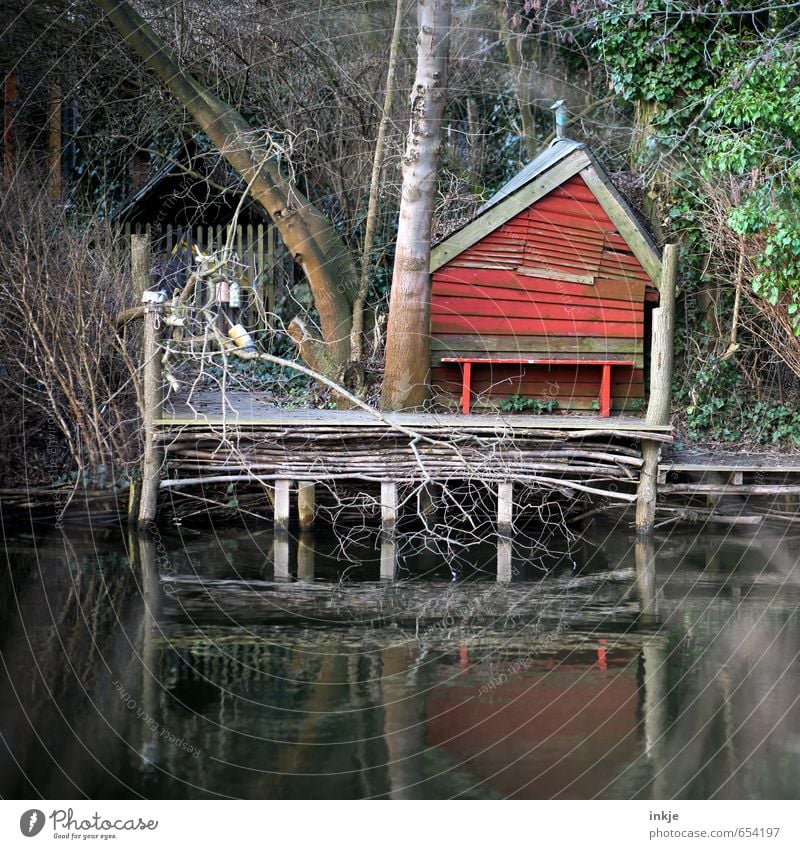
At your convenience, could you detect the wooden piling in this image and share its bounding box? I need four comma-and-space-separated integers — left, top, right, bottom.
497, 481, 514, 536
137, 305, 163, 526
381, 481, 398, 535
636, 244, 677, 534
297, 481, 316, 530
274, 479, 291, 533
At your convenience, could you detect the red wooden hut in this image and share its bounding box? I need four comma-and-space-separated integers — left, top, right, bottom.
429, 139, 662, 415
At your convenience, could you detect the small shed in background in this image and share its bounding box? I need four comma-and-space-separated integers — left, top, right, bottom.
429, 138, 662, 414
114, 144, 277, 322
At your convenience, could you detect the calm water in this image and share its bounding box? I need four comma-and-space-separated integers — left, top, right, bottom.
1, 517, 799, 799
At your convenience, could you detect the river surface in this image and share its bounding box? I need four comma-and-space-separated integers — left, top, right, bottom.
1, 517, 799, 799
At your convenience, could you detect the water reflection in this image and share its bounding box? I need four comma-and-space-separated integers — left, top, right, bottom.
0, 522, 798, 799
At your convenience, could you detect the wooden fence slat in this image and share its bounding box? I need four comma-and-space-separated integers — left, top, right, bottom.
267, 222, 275, 317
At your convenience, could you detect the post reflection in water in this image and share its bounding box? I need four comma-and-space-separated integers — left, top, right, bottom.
380, 534, 397, 581
138, 532, 163, 768
497, 536, 512, 582
635, 537, 658, 621
272, 532, 290, 581
1, 522, 799, 800
380, 645, 427, 799
296, 532, 315, 582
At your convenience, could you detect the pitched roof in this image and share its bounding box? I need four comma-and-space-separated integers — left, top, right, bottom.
476, 138, 585, 215
430, 138, 663, 288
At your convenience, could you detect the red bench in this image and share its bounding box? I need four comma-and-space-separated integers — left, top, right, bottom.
440, 357, 636, 417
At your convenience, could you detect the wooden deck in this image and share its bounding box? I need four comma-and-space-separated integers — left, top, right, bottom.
157, 391, 671, 434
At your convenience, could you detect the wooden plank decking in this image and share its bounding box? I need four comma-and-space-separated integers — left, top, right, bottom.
157, 391, 671, 433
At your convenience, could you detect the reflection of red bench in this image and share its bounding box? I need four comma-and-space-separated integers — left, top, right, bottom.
440, 357, 636, 417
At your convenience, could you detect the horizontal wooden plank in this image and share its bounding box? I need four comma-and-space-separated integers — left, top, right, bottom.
431, 281, 638, 311
433, 267, 644, 303
522, 243, 603, 274
433, 376, 642, 389
432, 363, 643, 378
431, 296, 642, 324
524, 208, 615, 235
431, 314, 643, 338
531, 194, 614, 228
430, 333, 642, 352
514, 266, 594, 285
518, 217, 609, 247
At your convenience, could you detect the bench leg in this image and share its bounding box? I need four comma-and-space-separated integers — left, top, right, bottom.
600, 364, 611, 417
461, 361, 472, 415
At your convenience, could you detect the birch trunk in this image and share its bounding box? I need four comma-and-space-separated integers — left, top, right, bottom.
380, 0, 451, 411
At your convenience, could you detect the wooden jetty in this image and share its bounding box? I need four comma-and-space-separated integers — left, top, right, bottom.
150, 388, 671, 533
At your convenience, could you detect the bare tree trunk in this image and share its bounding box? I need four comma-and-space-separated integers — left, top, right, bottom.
381, 0, 451, 411
350, 0, 406, 374
94, 0, 357, 375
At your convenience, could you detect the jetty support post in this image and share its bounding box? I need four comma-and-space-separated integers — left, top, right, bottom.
636, 244, 678, 534
381, 480, 398, 536
274, 479, 291, 533
498, 481, 514, 537
297, 481, 316, 530
380, 481, 399, 580
137, 303, 163, 526
496, 481, 514, 582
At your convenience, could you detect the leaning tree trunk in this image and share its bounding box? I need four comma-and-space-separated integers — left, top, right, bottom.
94, 0, 357, 376
380, 0, 451, 411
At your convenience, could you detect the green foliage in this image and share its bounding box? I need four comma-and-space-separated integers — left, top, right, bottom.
499, 396, 559, 414
595, 1, 718, 107
728, 187, 800, 329
675, 356, 800, 444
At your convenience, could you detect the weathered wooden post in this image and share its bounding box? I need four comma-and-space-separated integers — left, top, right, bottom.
137, 303, 163, 526
274, 479, 291, 533
297, 481, 316, 530
636, 244, 677, 533
127, 233, 152, 525
497, 481, 514, 536
381, 481, 398, 536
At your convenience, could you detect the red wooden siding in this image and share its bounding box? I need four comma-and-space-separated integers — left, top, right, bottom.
430, 172, 651, 412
